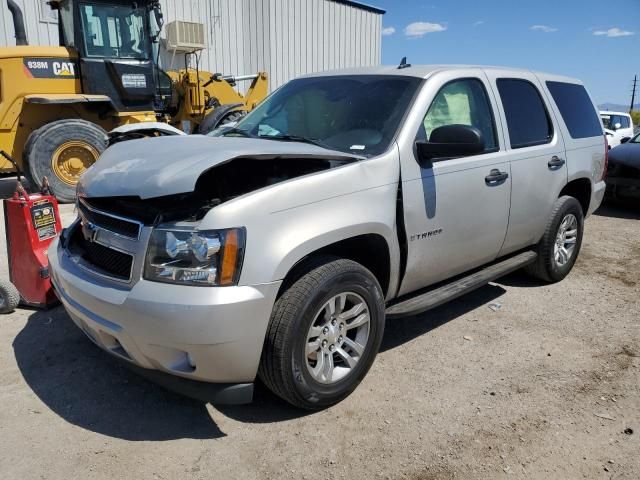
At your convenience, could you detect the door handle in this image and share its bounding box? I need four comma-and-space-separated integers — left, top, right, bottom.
548, 156, 565, 169
485, 169, 509, 184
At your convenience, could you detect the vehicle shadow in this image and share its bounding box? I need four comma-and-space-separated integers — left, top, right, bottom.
15, 285, 507, 431
594, 200, 640, 220
492, 269, 545, 288
13, 308, 226, 441
380, 283, 506, 352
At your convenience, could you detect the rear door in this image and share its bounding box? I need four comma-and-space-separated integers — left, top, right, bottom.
483, 70, 568, 255
397, 70, 511, 296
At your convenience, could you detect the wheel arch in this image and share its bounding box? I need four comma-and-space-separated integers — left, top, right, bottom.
559, 177, 592, 216
276, 231, 393, 300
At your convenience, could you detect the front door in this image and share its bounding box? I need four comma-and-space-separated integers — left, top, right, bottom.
397, 72, 511, 296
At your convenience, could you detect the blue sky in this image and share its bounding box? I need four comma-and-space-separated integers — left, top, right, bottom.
373, 0, 639, 106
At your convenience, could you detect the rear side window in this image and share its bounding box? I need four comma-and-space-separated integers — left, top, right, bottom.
497, 79, 553, 148
546, 81, 603, 139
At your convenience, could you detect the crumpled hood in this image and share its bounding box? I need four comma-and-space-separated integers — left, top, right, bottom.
609, 142, 640, 169
80, 135, 358, 199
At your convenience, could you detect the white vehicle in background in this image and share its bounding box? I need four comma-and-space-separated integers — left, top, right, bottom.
600, 111, 635, 148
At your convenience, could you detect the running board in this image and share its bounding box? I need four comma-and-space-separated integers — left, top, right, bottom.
385, 251, 537, 319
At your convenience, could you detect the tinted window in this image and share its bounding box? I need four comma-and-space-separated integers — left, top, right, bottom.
421, 78, 497, 151
497, 79, 552, 148
621, 116, 631, 128
546, 81, 603, 139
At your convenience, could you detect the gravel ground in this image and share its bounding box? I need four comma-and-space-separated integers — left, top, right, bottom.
0, 176, 638, 480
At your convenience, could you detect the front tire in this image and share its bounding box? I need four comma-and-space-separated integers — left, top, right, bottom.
525, 195, 584, 283
24, 119, 107, 203
259, 257, 385, 410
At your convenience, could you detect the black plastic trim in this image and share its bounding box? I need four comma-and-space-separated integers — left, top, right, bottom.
121, 359, 254, 404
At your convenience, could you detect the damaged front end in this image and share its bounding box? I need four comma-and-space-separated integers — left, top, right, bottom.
80, 154, 356, 225
69, 155, 353, 286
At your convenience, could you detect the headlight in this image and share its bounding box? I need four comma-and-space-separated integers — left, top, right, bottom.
144, 228, 245, 286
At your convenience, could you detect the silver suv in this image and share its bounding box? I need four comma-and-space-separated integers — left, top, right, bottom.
49, 65, 607, 409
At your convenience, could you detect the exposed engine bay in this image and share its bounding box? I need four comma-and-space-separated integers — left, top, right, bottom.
82, 155, 356, 224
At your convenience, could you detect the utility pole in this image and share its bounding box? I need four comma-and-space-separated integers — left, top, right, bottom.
631, 75, 637, 113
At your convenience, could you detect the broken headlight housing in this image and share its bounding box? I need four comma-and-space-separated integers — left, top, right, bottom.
144, 228, 245, 286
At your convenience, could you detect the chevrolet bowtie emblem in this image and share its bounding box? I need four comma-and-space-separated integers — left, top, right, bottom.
81, 221, 99, 242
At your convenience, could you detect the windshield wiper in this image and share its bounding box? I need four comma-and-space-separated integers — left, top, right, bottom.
260, 134, 330, 149
222, 127, 254, 138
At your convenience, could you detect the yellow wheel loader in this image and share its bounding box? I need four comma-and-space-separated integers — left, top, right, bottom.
0, 0, 267, 202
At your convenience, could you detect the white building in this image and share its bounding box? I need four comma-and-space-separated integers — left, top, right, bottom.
0, 0, 385, 90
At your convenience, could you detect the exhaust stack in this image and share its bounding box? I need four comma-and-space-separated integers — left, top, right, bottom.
7, 0, 28, 45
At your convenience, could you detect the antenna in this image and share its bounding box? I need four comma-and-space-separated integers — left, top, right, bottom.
398, 57, 411, 70
630, 75, 637, 114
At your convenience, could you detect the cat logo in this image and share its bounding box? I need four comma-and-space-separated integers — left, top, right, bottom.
53, 61, 75, 76
23, 57, 79, 79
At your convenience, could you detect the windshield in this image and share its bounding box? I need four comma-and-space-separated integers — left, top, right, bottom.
220, 75, 422, 156
79, 3, 150, 59
631, 132, 640, 143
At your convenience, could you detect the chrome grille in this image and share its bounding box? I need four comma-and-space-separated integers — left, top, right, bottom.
78, 198, 142, 239
68, 226, 134, 281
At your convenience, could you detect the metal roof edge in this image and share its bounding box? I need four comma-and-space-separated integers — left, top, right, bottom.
331, 0, 386, 15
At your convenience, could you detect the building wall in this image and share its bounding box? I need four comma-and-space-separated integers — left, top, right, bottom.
0, 0, 382, 91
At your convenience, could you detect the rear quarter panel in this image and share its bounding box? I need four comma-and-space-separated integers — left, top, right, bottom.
535, 73, 606, 216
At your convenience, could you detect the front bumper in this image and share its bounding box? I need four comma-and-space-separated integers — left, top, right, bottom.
49, 237, 281, 396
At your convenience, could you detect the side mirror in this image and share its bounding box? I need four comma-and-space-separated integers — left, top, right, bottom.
416, 124, 485, 162
620, 136, 631, 144
614, 122, 622, 130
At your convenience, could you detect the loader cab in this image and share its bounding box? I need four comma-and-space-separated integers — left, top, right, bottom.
53, 0, 164, 112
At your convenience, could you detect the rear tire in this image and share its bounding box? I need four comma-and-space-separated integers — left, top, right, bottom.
525, 195, 584, 283
258, 257, 385, 410
0, 280, 20, 314
24, 119, 107, 203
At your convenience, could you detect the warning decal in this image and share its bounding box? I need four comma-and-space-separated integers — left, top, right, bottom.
31, 201, 58, 240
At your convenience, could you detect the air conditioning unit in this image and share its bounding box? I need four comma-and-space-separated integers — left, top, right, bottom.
165, 21, 206, 51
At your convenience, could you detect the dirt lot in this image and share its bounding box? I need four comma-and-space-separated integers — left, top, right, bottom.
0, 177, 638, 479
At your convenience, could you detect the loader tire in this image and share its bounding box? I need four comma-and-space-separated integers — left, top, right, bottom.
0, 280, 20, 314
198, 104, 246, 135
25, 119, 107, 203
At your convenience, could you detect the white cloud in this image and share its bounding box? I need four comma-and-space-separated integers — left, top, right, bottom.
593, 27, 634, 37
530, 25, 558, 33
382, 26, 396, 36
404, 22, 447, 38
473, 20, 484, 27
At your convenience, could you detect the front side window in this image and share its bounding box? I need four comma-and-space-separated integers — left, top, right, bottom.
80, 3, 149, 59
497, 79, 553, 148
420, 78, 498, 151
220, 75, 422, 157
